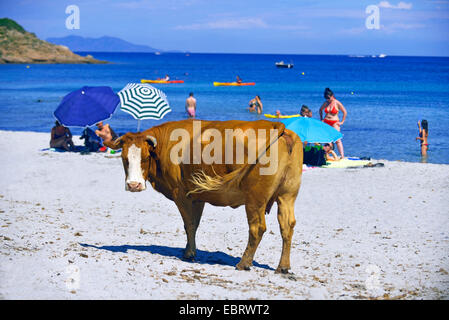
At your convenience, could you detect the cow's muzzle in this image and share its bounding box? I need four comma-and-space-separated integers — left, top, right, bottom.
126, 181, 145, 192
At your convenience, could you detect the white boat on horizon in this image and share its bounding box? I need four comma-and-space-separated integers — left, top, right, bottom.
275, 61, 294, 68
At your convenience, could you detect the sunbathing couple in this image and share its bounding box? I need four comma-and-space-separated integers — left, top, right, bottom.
50, 121, 117, 152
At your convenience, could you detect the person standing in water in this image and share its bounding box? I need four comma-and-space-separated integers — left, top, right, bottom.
319, 88, 347, 158
185, 92, 197, 118
416, 119, 429, 157
248, 95, 263, 114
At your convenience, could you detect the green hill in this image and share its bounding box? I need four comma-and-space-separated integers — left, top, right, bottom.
0, 18, 106, 64
0, 18, 26, 33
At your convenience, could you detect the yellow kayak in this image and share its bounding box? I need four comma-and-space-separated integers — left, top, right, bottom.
213, 82, 255, 86
264, 114, 301, 119
141, 79, 184, 84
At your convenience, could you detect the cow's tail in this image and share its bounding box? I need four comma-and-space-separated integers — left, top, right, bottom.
186, 122, 287, 197
186, 165, 252, 197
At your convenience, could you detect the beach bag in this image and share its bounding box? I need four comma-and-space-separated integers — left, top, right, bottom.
303, 145, 326, 166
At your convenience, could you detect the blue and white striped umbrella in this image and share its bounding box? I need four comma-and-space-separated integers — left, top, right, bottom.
118, 83, 171, 131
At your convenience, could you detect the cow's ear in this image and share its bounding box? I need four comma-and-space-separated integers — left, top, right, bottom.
104, 136, 124, 150
146, 135, 157, 148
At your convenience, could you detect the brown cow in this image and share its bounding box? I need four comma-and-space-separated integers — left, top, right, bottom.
105, 119, 303, 273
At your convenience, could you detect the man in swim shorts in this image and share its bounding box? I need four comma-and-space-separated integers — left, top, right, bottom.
185, 92, 197, 118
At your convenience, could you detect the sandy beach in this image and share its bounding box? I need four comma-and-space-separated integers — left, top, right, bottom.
0, 129, 448, 300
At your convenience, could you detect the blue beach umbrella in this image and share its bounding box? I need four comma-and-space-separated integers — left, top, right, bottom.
280, 117, 343, 143
54, 86, 119, 127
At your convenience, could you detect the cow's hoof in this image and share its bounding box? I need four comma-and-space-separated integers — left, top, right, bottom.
275, 267, 290, 274
183, 249, 196, 261
236, 261, 251, 271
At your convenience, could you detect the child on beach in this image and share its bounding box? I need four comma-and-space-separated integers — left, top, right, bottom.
416, 120, 429, 157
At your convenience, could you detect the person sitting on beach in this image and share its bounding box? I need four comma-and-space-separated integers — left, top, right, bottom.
319, 88, 347, 158
95, 121, 118, 144
248, 95, 263, 114
50, 121, 75, 151
416, 119, 429, 157
185, 92, 197, 118
323, 143, 340, 161
300, 105, 312, 118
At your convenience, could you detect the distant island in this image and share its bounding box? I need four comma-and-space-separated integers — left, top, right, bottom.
0, 18, 106, 64
47, 35, 159, 53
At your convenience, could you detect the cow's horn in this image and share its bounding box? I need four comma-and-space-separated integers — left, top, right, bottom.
146, 135, 157, 147
104, 136, 123, 150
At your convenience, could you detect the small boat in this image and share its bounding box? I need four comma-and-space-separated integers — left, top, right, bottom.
213, 82, 255, 86
141, 79, 184, 84
275, 61, 294, 68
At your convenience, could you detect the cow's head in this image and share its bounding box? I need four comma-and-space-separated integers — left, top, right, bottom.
104, 133, 157, 192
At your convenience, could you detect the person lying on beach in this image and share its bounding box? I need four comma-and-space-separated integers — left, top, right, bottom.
50, 121, 75, 151
185, 92, 197, 118
95, 121, 118, 144
323, 143, 340, 161
248, 95, 263, 114
416, 119, 429, 157
300, 105, 312, 118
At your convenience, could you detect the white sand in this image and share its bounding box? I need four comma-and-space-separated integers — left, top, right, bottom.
0, 130, 448, 300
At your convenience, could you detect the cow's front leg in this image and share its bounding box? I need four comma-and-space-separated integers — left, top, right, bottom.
236, 202, 266, 270
175, 199, 205, 260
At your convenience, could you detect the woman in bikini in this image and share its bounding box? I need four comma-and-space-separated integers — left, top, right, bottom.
319, 88, 347, 158
416, 119, 429, 157
50, 121, 75, 151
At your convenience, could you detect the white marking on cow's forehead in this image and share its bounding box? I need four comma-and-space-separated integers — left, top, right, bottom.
127, 144, 141, 161
126, 143, 146, 189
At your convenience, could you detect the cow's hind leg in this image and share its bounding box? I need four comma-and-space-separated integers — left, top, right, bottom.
176, 199, 205, 260
276, 194, 296, 273
236, 202, 267, 271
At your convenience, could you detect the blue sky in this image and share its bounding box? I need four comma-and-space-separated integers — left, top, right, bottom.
1, 0, 448, 56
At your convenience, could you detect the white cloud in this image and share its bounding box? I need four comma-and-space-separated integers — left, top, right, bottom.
174, 17, 310, 32
378, 1, 413, 9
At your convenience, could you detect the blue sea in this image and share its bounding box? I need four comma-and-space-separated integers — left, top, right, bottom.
1, 52, 448, 164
